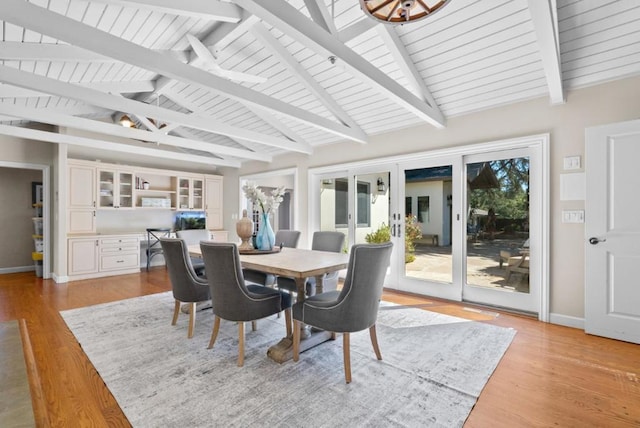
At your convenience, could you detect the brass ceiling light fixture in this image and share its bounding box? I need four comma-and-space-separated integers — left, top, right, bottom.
118, 114, 134, 128
359, 0, 451, 24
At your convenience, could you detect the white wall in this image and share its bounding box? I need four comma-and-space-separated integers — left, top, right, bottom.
230, 75, 640, 320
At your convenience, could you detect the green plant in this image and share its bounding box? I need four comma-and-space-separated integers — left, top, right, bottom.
364, 217, 422, 263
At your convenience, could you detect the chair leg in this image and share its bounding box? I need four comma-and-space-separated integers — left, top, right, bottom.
369, 324, 382, 361
292, 320, 301, 361
284, 308, 292, 337
171, 300, 180, 326
187, 302, 196, 338
251, 320, 257, 331
343, 332, 351, 384
238, 321, 245, 367
208, 316, 221, 349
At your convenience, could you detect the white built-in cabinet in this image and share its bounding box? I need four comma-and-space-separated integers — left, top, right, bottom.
67, 161, 97, 234
205, 175, 223, 230
68, 235, 140, 279
66, 159, 225, 281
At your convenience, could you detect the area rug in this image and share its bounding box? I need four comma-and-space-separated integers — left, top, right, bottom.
60, 292, 516, 427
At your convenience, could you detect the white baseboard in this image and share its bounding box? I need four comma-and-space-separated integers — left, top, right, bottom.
0, 265, 35, 274
549, 313, 585, 330
52, 273, 68, 283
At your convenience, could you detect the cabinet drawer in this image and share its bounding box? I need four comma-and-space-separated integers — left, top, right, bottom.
100, 237, 139, 246
101, 245, 139, 254
100, 253, 139, 271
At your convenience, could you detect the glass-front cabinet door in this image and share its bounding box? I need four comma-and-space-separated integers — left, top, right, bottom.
98, 169, 134, 209
177, 177, 204, 211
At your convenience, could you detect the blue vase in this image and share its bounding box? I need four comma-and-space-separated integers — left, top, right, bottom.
256, 212, 275, 251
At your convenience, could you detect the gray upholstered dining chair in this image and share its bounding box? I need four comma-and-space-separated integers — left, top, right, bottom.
199, 242, 293, 367
243, 229, 301, 287
176, 229, 211, 276
292, 241, 393, 383
160, 238, 211, 338
277, 231, 345, 297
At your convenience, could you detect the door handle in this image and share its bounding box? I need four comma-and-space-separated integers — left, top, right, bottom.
589, 237, 606, 245
391, 224, 396, 237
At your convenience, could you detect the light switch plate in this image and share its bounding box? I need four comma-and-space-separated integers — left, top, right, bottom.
562, 210, 584, 223
563, 156, 581, 170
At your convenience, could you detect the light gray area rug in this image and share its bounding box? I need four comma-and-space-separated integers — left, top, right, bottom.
61, 292, 516, 427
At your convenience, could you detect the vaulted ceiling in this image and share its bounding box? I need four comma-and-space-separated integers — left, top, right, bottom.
1, 0, 638, 169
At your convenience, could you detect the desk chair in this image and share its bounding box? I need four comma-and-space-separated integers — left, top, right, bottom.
277, 231, 345, 298
146, 228, 171, 271
292, 242, 393, 383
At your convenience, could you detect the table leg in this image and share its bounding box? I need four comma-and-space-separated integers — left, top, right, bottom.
266, 275, 333, 363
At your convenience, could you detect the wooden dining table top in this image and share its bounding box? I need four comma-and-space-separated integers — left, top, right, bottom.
187, 245, 349, 280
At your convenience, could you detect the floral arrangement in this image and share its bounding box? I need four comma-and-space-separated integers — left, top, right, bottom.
242, 182, 286, 214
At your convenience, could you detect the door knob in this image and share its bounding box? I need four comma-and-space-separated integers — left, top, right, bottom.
589, 237, 606, 245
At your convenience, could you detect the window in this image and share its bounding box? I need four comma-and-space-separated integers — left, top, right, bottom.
335, 179, 371, 227
417, 196, 430, 223
405, 196, 412, 216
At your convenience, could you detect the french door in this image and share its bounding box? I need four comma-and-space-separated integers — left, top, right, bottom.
310, 136, 547, 317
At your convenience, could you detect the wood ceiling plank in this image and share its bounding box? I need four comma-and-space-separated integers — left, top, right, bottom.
91, 0, 243, 23
234, 0, 445, 128
0, 64, 300, 151
251, 22, 367, 143
0, 103, 262, 163
0, 0, 365, 143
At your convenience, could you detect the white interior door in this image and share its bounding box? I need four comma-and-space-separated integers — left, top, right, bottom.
585, 119, 640, 344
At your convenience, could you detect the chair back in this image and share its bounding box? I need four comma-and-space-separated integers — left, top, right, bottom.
336, 242, 393, 332
311, 231, 345, 253
147, 228, 171, 249
200, 242, 269, 321
160, 238, 209, 303
176, 229, 211, 246
274, 230, 301, 248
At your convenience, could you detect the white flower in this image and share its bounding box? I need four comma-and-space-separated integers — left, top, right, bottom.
242, 182, 285, 213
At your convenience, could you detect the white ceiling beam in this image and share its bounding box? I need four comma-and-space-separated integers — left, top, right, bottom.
528, 0, 565, 104
92, 0, 242, 23
163, 89, 313, 154
0, 81, 155, 98
0, 104, 262, 163
251, 22, 367, 144
0, 0, 365, 143
244, 104, 311, 150
0, 64, 293, 150
233, 0, 446, 128
0, 41, 189, 63
303, 0, 338, 35
376, 26, 441, 112
337, 19, 377, 44
0, 124, 236, 167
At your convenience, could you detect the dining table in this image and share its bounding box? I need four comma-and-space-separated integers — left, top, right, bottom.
188, 244, 349, 363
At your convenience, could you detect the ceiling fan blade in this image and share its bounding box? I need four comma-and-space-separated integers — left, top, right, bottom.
186, 34, 266, 84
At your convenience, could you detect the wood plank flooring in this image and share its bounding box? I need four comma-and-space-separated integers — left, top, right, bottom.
0, 270, 638, 427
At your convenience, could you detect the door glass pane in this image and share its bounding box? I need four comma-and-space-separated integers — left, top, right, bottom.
319, 177, 350, 245
404, 165, 453, 284
355, 172, 389, 245
466, 157, 530, 293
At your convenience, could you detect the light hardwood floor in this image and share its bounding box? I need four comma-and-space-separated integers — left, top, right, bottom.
1, 270, 638, 427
